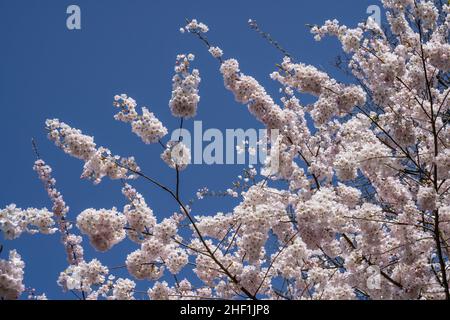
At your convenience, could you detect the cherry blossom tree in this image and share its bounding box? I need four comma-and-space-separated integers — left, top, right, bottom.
1, 0, 450, 300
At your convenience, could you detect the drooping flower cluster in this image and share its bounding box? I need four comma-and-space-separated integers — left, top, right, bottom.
81, 147, 140, 184
169, 54, 201, 118
270, 57, 366, 126
121, 183, 157, 243
46, 119, 139, 184
126, 248, 165, 280
166, 246, 189, 274
0, 250, 25, 300
57, 259, 109, 293
424, 34, 450, 71
0, 204, 57, 240
109, 278, 136, 300
147, 281, 172, 300
45, 118, 96, 161
76, 208, 127, 252
113, 94, 168, 144
125, 215, 188, 280
220, 58, 286, 130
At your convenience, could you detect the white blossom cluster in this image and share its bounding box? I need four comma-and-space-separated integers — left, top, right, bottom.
0, 250, 25, 300
81, 147, 140, 185
58, 259, 109, 293
220, 58, 286, 129
3, 1, 450, 300
270, 57, 366, 126
166, 246, 189, 274
208, 46, 223, 58
82, 275, 137, 300
28, 292, 48, 300
113, 94, 168, 144
172, 2, 450, 300
424, 35, 450, 72
0, 204, 57, 240
126, 248, 165, 280
311, 19, 364, 53
76, 208, 126, 252
161, 141, 191, 170
121, 183, 157, 243
125, 215, 189, 280
33, 159, 84, 264
169, 54, 201, 118
147, 281, 172, 300
45, 118, 96, 161
33, 160, 69, 219
46, 119, 139, 184
109, 278, 136, 300
182, 19, 209, 34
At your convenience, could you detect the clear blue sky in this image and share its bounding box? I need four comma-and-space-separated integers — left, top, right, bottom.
0, 0, 377, 299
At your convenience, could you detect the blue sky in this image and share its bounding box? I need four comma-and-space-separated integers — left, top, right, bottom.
0, 0, 377, 299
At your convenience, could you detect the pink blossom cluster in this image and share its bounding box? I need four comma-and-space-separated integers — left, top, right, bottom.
2, 0, 450, 300
33, 159, 84, 265
0, 204, 57, 239
58, 259, 109, 293
169, 54, 201, 118
113, 94, 168, 144
0, 250, 25, 300
161, 141, 191, 171
182, 19, 209, 34
46, 119, 139, 184
121, 183, 157, 243
76, 208, 127, 252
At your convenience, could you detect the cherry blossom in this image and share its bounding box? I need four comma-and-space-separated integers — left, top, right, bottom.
2, 0, 450, 301
113, 94, 168, 144
76, 208, 127, 252
169, 54, 201, 118
161, 141, 191, 170
121, 183, 157, 243
208, 46, 223, 58
0, 250, 25, 300
46, 119, 140, 185
0, 205, 57, 240
58, 259, 109, 293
